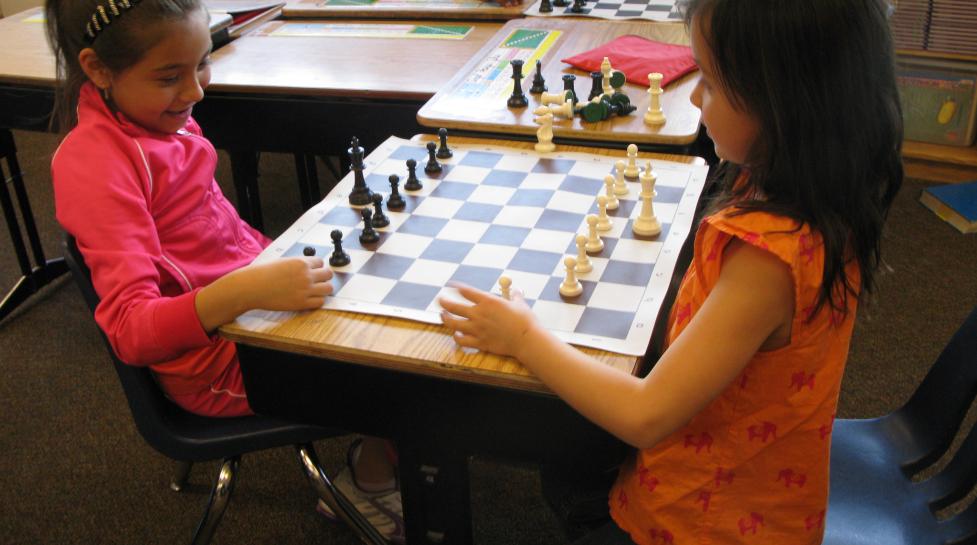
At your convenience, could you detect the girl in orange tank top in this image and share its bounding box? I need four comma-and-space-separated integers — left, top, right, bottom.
440, 1, 903, 543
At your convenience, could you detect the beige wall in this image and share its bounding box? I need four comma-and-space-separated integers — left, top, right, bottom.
1, 0, 43, 17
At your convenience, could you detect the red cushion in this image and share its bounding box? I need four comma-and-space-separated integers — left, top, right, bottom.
561, 34, 698, 88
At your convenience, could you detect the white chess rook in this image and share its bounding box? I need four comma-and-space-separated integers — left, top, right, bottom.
540, 90, 570, 106
574, 235, 592, 273
633, 163, 662, 236
560, 256, 583, 297
644, 72, 666, 126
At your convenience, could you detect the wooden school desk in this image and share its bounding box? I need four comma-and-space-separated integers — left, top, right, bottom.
281, 0, 527, 21
195, 18, 502, 229
417, 17, 703, 153
220, 134, 708, 545
0, 8, 67, 323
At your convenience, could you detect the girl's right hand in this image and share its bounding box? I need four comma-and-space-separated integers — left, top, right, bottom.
244, 257, 334, 311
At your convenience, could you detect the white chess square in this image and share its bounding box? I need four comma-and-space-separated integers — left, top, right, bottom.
654, 167, 690, 188
376, 232, 433, 259
493, 206, 544, 229
498, 269, 551, 300
532, 300, 586, 332
334, 274, 396, 303
462, 243, 519, 268
443, 165, 490, 184
468, 185, 517, 206
302, 222, 348, 246
438, 219, 490, 243
546, 190, 598, 215
586, 283, 645, 313
401, 259, 460, 287
521, 228, 575, 254
412, 196, 464, 219
610, 239, 663, 263
521, 172, 566, 190
495, 154, 539, 172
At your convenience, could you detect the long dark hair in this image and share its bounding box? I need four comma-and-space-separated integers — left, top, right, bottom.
684, 0, 903, 318
44, 0, 203, 132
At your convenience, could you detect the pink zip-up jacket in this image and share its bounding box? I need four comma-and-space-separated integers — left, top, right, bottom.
52, 82, 271, 396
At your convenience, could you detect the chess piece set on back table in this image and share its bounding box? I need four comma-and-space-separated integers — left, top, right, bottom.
305, 131, 453, 268
505, 57, 668, 154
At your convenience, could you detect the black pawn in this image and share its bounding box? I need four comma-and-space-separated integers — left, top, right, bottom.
371, 193, 390, 228
588, 71, 604, 100
328, 229, 350, 267
562, 73, 578, 107
436, 128, 453, 159
554, 0, 568, 6
359, 208, 380, 244
387, 174, 406, 210
424, 141, 442, 174
302, 246, 316, 256
404, 158, 422, 191
529, 60, 547, 94
539, 0, 553, 11
507, 59, 528, 108
347, 136, 373, 206
570, 0, 585, 12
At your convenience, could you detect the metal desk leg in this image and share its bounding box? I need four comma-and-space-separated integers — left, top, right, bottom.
0, 128, 68, 324
228, 151, 263, 232
398, 443, 473, 545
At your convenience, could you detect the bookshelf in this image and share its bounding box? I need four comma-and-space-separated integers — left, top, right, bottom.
898, 50, 977, 183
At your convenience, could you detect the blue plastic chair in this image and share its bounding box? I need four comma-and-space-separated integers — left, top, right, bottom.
825, 305, 977, 545
63, 234, 384, 545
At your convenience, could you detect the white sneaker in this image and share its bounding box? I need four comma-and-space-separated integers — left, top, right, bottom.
316, 466, 405, 544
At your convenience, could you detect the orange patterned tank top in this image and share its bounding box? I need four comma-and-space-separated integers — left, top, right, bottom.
609, 209, 860, 545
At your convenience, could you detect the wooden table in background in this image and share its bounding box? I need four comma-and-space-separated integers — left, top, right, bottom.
196, 18, 502, 228
417, 17, 704, 153
282, 0, 527, 20
0, 8, 68, 324
221, 134, 707, 545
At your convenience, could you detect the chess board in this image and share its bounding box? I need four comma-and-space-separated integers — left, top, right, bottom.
524, 0, 683, 21
254, 137, 707, 356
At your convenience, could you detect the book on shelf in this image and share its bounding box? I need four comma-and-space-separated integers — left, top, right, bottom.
919, 179, 977, 234
205, 0, 283, 40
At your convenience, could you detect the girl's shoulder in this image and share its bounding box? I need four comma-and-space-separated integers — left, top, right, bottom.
701, 207, 822, 273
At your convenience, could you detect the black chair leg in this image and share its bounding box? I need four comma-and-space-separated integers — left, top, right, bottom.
294, 443, 386, 545
190, 456, 239, 545
171, 461, 193, 492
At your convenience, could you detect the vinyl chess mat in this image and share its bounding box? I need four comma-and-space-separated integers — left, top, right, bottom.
523, 0, 683, 21
254, 136, 708, 355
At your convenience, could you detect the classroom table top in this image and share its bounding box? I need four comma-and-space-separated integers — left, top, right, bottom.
281, 0, 527, 21
417, 17, 702, 146
220, 134, 705, 393
0, 8, 56, 87
207, 19, 503, 99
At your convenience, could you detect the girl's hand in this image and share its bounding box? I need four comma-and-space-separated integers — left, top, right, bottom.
439, 283, 541, 358
244, 257, 334, 311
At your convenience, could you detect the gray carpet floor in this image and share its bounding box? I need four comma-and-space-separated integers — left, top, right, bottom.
1, 128, 975, 544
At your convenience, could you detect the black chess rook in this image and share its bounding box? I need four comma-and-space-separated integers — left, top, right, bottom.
328, 229, 350, 267
562, 73, 578, 106
507, 59, 529, 108
589, 71, 604, 100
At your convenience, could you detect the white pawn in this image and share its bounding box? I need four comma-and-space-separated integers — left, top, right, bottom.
624, 144, 640, 178
613, 160, 629, 196
534, 110, 555, 153
596, 195, 612, 231
499, 275, 512, 300
644, 72, 666, 126
584, 214, 604, 253
559, 256, 583, 297
632, 162, 662, 236
574, 235, 592, 273
602, 174, 619, 210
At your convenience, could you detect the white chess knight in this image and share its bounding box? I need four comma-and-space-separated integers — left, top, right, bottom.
534, 110, 555, 153
644, 72, 666, 126
632, 161, 662, 236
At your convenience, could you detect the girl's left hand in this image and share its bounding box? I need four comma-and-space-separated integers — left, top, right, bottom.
439, 283, 541, 358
